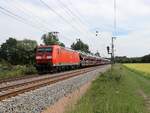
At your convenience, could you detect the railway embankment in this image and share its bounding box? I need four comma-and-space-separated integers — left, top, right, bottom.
0, 65, 110, 113
65, 64, 150, 113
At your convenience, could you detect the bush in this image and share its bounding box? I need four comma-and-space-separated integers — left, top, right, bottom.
0, 64, 37, 79
24, 65, 37, 75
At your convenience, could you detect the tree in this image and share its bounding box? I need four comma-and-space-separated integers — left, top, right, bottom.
16, 39, 37, 64
115, 56, 142, 63
59, 42, 65, 47
0, 38, 37, 65
95, 51, 101, 57
71, 39, 90, 53
0, 46, 3, 62
141, 54, 150, 63
41, 32, 65, 47
0, 38, 17, 64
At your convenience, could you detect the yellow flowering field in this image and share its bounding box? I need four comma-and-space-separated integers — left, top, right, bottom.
124, 63, 150, 75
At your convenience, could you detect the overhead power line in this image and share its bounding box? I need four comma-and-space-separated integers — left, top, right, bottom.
38, 0, 98, 45
57, 0, 87, 27
67, 0, 89, 25
4, 0, 74, 43
67, 0, 90, 27
0, 0, 74, 43
114, 0, 117, 36
111, 0, 117, 64
0, 0, 106, 48
67, 0, 108, 36
10, 0, 52, 31
11, 0, 73, 42
39, 0, 92, 38
0, 6, 47, 32
0, 7, 73, 44
56, 0, 95, 39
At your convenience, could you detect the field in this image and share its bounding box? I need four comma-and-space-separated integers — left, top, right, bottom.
124, 63, 150, 75
66, 64, 150, 113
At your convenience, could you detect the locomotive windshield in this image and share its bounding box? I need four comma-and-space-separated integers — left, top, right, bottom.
37, 47, 52, 52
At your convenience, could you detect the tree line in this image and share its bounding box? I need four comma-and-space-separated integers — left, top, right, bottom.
115, 54, 150, 63
0, 32, 101, 65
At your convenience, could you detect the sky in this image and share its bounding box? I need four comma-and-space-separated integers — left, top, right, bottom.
0, 0, 150, 57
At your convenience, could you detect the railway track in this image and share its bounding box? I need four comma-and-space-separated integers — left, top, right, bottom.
0, 74, 40, 84
0, 66, 102, 101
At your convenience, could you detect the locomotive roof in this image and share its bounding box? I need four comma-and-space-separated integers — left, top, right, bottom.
37, 45, 79, 53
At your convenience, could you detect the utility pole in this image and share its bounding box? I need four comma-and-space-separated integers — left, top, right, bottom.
111, 0, 117, 64
111, 37, 115, 64
95, 0, 117, 68
95, 30, 116, 65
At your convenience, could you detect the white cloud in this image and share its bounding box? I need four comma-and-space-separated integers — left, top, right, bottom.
116, 29, 150, 57
0, 0, 150, 57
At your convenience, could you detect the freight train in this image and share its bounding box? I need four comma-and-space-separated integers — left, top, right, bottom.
35, 45, 110, 73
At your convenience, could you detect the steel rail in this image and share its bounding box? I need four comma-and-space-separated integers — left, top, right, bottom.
0, 74, 40, 84
0, 66, 99, 84
0, 67, 96, 91
0, 66, 98, 101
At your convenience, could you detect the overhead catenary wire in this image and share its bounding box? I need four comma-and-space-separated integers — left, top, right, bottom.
12, 0, 73, 43
57, 1, 98, 41
56, 0, 95, 39
111, 0, 117, 63
67, 0, 90, 27
0, 6, 47, 32
8, 0, 53, 32
2, 0, 104, 43
0, 7, 73, 44
39, 0, 81, 35
56, 0, 88, 28
39, 0, 93, 39
114, 0, 117, 36
67, 0, 101, 39
37, 0, 110, 55
67, 0, 112, 37
0, 0, 111, 54
1, 0, 73, 43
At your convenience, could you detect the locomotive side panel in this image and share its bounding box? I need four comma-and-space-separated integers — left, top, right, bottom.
52, 45, 60, 66
53, 46, 80, 66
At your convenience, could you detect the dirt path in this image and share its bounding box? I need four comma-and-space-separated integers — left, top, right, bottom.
139, 90, 150, 111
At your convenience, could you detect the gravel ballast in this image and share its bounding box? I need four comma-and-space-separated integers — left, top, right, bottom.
0, 65, 110, 113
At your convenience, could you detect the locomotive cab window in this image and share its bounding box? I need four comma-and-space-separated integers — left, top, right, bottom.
37, 47, 52, 52
45, 47, 52, 52
37, 48, 44, 52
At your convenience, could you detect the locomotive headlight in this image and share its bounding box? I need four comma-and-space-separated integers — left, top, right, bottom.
36, 56, 42, 60
46, 56, 52, 59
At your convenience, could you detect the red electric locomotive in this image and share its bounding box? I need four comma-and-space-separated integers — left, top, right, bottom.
35, 45, 80, 73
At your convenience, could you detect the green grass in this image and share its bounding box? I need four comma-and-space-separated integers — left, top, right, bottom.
66, 64, 150, 113
124, 64, 150, 96
0, 64, 37, 79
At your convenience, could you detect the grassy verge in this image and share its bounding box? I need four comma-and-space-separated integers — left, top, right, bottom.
66, 64, 150, 113
124, 65, 150, 96
0, 61, 37, 79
